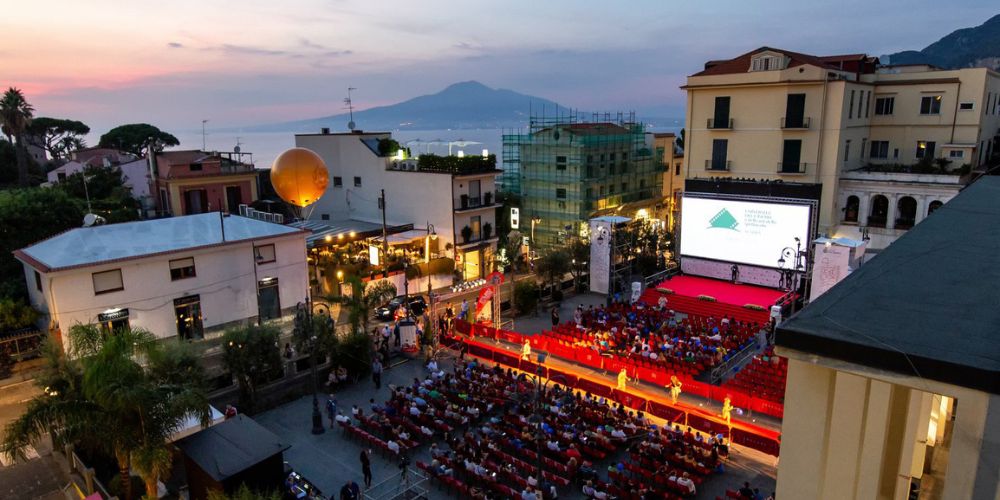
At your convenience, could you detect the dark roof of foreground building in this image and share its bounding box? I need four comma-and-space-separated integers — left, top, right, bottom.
776, 177, 1000, 395
176, 414, 289, 482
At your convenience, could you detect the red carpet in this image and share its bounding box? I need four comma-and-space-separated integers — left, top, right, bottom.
642, 276, 785, 324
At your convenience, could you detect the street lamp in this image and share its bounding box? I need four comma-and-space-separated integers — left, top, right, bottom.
777, 238, 807, 315
295, 301, 326, 435
425, 223, 437, 338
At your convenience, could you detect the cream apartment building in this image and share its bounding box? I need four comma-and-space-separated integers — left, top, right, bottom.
296, 130, 499, 281
774, 178, 1000, 500
683, 47, 1000, 249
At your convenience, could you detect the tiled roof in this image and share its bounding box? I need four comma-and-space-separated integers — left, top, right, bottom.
691, 46, 848, 77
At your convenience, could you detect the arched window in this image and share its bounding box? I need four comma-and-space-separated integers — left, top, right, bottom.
928, 200, 943, 216
895, 196, 917, 229
869, 195, 888, 228
843, 195, 860, 223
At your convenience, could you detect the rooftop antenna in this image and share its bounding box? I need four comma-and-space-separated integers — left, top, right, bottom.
201, 119, 209, 151
344, 87, 357, 131
234, 136, 242, 154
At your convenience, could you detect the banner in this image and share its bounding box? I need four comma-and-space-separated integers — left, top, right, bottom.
475, 285, 494, 317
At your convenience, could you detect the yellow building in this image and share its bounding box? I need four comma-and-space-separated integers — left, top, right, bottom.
683, 47, 1000, 250
774, 177, 1000, 500
652, 132, 684, 232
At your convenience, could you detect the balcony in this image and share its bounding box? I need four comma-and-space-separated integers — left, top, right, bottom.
867, 215, 887, 228
777, 162, 810, 174
704, 159, 731, 171
894, 217, 915, 230
780, 117, 811, 129
707, 118, 734, 130
455, 192, 496, 211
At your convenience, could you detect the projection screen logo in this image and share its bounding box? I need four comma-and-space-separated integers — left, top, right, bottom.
707, 208, 740, 231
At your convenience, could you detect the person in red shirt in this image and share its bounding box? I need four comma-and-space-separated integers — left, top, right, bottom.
565, 444, 582, 460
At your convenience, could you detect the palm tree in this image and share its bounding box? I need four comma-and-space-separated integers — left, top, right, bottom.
326, 277, 396, 335
2, 324, 210, 500
0, 88, 35, 187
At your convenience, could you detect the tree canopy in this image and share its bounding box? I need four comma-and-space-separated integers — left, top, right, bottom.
98, 123, 179, 157
26, 117, 90, 161
0, 87, 35, 186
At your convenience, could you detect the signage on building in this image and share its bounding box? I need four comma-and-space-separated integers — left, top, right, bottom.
98, 308, 129, 322
368, 245, 380, 267
809, 243, 852, 301
510, 208, 520, 229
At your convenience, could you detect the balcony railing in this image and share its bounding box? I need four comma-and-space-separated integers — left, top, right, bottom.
777, 162, 810, 174
707, 118, 734, 129
704, 159, 731, 171
894, 218, 915, 230
456, 192, 495, 210
780, 116, 811, 129
867, 215, 887, 228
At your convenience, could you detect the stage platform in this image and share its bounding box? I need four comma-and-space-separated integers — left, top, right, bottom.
643, 275, 786, 324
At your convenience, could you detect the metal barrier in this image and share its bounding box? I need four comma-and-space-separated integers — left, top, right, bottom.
643, 266, 679, 289
0, 327, 45, 361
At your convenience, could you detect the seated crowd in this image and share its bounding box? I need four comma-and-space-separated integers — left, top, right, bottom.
341, 357, 729, 499
542, 301, 765, 377
721, 346, 787, 404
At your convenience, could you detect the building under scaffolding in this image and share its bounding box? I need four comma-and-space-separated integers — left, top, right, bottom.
501, 112, 664, 248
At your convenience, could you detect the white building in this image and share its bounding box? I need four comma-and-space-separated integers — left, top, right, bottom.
296, 130, 499, 281
14, 213, 308, 345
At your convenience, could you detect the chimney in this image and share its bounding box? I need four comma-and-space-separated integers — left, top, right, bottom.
321, 127, 330, 135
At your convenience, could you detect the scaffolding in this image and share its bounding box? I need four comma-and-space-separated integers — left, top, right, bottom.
501, 111, 663, 248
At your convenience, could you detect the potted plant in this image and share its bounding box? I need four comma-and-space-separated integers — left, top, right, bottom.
484, 192, 493, 205
482, 222, 493, 240
461, 225, 473, 243
460, 194, 469, 209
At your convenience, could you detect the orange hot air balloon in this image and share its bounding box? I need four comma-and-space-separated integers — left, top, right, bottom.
271, 147, 329, 207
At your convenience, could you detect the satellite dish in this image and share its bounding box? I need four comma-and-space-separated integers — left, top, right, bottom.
348, 120, 356, 131
83, 213, 106, 227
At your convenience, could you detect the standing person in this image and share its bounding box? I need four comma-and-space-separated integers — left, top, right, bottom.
460, 299, 469, 320
372, 358, 383, 390
360, 449, 373, 488
393, 322, 401, 347
550, 306, 560, 327
326, 394, 337, 429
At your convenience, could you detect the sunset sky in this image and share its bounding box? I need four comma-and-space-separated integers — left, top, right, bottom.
3, 0, 996, 136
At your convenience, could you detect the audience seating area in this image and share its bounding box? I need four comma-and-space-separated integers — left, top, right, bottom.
389, 359, 729, 499
721, 348, 788, 404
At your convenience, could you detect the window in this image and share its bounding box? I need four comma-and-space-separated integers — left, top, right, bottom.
321, 213, 330, 220
928, 200, 943, 215
190, 164, 202, 172
920, 95, 942, 115
599, 185, 605, 196
869, 195, 888, 228
169, 257, 196, 281
864, 91, 871, 118
621, 182, 627, 192
254, 244, 276, 264
849, 90, 855, 119
916, 141, 936, 159
869, 141, 890, 160
959, 102, 975, 111
844, 140, 851, 162
587, 155, 594, 163
896, 197, 917, 230
751, 55, 784, 71
34, 270, 42, 292
98, 308, 129, 335
556, 155, 567, 170
949, 150, 964, 158
333, 176, 343, 187
92, 269, 124, 295
843, 196, 860, 223
710, 139, 728, 170
712, 96, 731, 128
585, 187, 593, 199
674, 163, 680, 175
780, 140, 802, 173
875, 96, 895, 115
609, 184, 615, 194
470, 216, 481, 240
609, 153, 616, 161
784, 94, 806, 128
857, 91, 865, 117
353, 176, 362, 187
556, 188, 567, 199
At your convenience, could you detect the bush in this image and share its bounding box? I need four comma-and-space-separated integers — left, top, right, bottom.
513, 281, 539, 316
0, 299, 39, 331
222, 325, 283, 413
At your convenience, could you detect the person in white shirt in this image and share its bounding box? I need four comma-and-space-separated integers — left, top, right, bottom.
420, 425, 434, 437
547, 439, 561, 452
676, 472, 696, 495
335, 411, 351, 424
387, 440, 400, 454
527, 476, 538, 487
427, 360, 439, 372
611, 428, 627, 439
409, 405, 420, 416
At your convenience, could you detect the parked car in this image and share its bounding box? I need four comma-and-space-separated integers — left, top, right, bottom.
375, 295, 427, 320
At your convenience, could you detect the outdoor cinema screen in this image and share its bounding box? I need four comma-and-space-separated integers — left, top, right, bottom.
680, 196, 811, 268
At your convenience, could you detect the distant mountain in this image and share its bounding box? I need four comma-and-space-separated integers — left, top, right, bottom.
250, 81, 567, 132
884, 14, 1000, 70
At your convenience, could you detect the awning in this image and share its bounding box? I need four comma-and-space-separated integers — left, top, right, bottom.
372, 229, 432, 246
290, 219, 412, 248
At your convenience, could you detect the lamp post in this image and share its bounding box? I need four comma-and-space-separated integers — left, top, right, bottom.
777, 238, 807, 316
296, 300, 326, 435
425, 223, 437, 338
